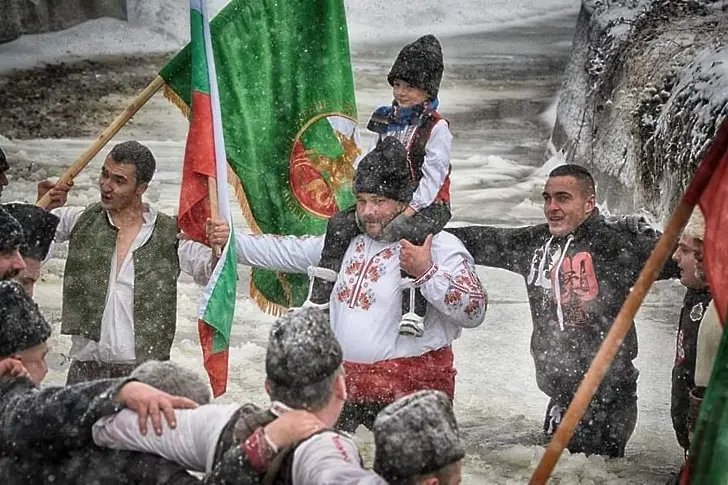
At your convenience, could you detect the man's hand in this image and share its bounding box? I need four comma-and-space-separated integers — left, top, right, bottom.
0, 358, 29, 379
37, 179, 73, 210
400, 234, 434, 278
114, 381, 199, 436
263, 410, 327, 449
206, 218, 230, 247
403, 206, 416, 217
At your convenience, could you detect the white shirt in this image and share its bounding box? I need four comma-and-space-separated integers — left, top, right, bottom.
92, 404, 239, 472
53, 205, 214, 363
695, 300, 721, 387
368, 119, 452, 211
292, 432, 386, 485
235, 231, 486, 363
92, 403, 386, 484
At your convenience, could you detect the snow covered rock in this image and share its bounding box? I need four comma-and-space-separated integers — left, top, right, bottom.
551, 0, 728, 218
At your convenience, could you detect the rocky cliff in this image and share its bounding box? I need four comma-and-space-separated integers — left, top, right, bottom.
0, 0, 126, 44
551, 0, 728, 218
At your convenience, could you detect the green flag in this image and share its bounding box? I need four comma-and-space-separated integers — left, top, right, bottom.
160, 0, 358, 313
687, 319, 728, 484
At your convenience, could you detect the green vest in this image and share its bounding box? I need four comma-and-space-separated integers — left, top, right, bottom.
61, 203, 181, 362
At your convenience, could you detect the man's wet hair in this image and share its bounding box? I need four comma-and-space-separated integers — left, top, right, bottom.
109, 141, 156, 186
549, 164, 596, 197
267, 367, 342, 412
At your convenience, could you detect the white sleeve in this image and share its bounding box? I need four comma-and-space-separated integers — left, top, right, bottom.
44, 206, 86, 261
695, 300, 722, 387
235, 233, 323, 274
292, 432, 387, 485
178, 240, 214, 285
410, 120, 452, 212
92, 404, 239, 473
51, 206, 86, 244
416, 234, 487, 328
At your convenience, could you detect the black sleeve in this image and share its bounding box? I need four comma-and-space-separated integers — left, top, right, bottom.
0, 376, 124, 457
446, 224, 544, 276
319, 206, 360, 272
621, 230, 680, 281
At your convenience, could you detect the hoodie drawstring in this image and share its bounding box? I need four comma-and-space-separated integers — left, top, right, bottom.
536, 236, 554, 288
553, 235, 574, 331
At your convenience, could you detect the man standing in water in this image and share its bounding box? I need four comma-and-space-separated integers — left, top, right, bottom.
448, 164, 677, 457
39, 141, 217, 384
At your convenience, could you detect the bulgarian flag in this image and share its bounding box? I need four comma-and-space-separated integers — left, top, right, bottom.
159, 0, 358, 315
680, 117, 728, 483
181, 0, 237, 397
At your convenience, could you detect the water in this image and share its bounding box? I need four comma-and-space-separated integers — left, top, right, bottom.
0, 8, 689, 485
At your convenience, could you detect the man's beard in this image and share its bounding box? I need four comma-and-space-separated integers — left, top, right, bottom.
355, 213, 384, 240
1, 269, 20, 281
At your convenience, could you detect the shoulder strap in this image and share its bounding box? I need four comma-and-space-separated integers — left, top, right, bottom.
262, 429, 337, 485
408, 112, 446, 181
212, 403, 275, 468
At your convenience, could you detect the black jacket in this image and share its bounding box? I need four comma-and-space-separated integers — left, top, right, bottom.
671, 287, 712, 450
448, 209, 678, 404
0, 376, 200, 484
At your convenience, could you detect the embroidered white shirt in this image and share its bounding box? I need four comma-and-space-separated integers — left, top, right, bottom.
234, 231, 486, 363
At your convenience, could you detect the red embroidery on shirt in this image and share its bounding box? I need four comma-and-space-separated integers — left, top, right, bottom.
331, 435, 352, 463
334, 238, 400, 311
444, 259, 486, 319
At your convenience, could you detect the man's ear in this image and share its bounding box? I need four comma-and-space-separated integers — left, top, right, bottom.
335, 373, 347, 402
585, 193, 596, 214
135, 182, 149, 197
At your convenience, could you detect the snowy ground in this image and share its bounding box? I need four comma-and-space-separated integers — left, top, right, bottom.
0, 1, 692, 483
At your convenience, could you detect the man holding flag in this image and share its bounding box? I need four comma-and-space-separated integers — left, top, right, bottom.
207, 137, 487, 431
37, 0, 238, 393
39, 140, 220, 386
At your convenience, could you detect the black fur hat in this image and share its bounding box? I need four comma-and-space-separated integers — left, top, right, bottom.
0, 206, 23, 253
0, 147, 8, 173
353, 137, 414, 202
4, 203, 59, 261
0, 281, 51, 357
387, 35, 444, 100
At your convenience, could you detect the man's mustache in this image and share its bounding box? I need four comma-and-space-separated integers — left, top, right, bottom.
1, 269, 20, 281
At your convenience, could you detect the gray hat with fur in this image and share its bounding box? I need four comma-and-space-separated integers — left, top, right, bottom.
373, 390, 465, 483
131, 360, 212, 405
265, 307, 342, 387
0, 281, 51, 357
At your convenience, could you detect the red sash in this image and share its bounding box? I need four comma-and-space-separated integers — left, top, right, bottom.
344, 347, 456, 404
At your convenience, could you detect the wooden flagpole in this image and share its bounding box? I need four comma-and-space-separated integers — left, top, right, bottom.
36, 75, 165, 208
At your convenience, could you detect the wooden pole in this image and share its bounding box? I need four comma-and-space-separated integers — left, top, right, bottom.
37, 75, 165, 208
207, 176, 221, 257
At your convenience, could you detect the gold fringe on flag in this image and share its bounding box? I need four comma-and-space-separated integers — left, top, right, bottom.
250, 280, 289, 317
162, 84, 191, 119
